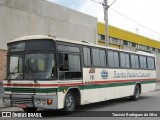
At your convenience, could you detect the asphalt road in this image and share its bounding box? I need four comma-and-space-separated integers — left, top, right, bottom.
0, 90, 160, 120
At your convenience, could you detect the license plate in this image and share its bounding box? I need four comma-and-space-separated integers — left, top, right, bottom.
18, 104, 27, 108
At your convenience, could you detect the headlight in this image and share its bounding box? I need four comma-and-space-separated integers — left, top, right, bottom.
35, 99, 50, 106
3, 98, 10, 103
8, 99, 11, 103
35, 99, 41, 104
41, 99, 46, 105
3, 98, 8, 102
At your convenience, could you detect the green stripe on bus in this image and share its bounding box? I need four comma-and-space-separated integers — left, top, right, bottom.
79, 82, 135, 90
141, 80, 156, 84
59, 80, 156, 92
58, 82, 135, 91
35, 88, 57, 93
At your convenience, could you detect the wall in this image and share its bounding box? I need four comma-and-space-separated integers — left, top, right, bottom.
0, 50, 7, 80
155, 53, 160, 81
0, 0, 97, 50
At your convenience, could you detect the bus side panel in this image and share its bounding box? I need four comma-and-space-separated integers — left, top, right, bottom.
56, 83, 156, 109
81, 68, 156, 105
57, 91, 66, 109
80, 85, 135, 105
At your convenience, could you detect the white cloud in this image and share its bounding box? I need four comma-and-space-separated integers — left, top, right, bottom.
107, 0, 160, 40
47, 0, 87, 11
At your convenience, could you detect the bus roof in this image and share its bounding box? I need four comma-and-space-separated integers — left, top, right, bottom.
8, 35, 52, 43
8, 35, 155, 57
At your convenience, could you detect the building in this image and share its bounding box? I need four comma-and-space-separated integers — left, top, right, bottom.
98, 22, 160, 80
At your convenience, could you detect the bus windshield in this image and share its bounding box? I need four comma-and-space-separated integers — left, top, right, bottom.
8, 53, 55, 80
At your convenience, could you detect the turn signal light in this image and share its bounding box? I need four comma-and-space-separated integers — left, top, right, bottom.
47, 99, 52, 105
63, 89, 67, 93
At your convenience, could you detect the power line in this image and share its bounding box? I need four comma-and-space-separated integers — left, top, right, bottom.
110, 8, 160, 36
90, 0, 160, 37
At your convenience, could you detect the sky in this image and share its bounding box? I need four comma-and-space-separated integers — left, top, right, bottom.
47, 0, 160, 41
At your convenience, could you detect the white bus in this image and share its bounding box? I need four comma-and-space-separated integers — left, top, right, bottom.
3, 35, 157, 113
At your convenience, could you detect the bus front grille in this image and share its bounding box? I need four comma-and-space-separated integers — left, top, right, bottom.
12, 97, 33, 105
12, 88, 35, 94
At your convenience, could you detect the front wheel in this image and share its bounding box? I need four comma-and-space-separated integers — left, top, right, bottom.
131, 85, 140, 101
23, 107, 37, 112
63, 91, 76, 114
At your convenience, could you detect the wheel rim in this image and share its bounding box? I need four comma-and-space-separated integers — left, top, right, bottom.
66, 94, 74, 109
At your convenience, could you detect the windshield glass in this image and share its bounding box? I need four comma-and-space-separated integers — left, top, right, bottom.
9, 55, 24, 79
8, 53, 55, 80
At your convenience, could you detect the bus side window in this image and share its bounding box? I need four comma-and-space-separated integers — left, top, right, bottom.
120, 52, 130, 68
131, 54, 139, 68
140, 56, 147, 69
59, 53, 69, 71
147, 57, 155, 69
83, 47, 91, 66
58, 53, 81, 80
92, 48, 106, 67
108, 51, 119, 67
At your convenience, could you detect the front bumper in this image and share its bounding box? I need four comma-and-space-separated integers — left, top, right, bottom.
3, 94, 58, 109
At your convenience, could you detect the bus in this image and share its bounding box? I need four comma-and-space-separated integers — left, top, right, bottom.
3, 35, 157, 113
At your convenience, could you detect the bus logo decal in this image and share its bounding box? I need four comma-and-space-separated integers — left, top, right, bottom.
101, 70, 108, 79
89, 68, 95, 73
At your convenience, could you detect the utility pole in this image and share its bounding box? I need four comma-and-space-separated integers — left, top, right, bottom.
103, 0, 109, 47
104, 0, 117, 47
91, 0, 117, 47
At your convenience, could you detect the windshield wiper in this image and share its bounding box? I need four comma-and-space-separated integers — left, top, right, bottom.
25, 59, 37, 83
8, 67, 18, 82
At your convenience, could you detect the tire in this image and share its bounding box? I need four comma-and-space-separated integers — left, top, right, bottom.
131, 85, 140, 101
63, 91, 76, 114
23, 107, 37, 112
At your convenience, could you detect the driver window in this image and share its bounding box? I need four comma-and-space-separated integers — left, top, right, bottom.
58, 45, 82, 80
59, 53, 81, 80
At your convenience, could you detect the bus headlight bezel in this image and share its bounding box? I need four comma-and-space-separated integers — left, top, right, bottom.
35, 99, 47, 105
35, 99, 41, 105
3, 97, 11, 103
41, 99, 46, 105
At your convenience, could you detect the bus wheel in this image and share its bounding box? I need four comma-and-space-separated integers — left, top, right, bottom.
63, 91, 76, 114
131, 85, 140, 101
23, 107, 37, 112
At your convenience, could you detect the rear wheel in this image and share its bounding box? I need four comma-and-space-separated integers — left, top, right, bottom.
63, 91, 76, 114
23, 107, 37, 112
131, 85, 140, 101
